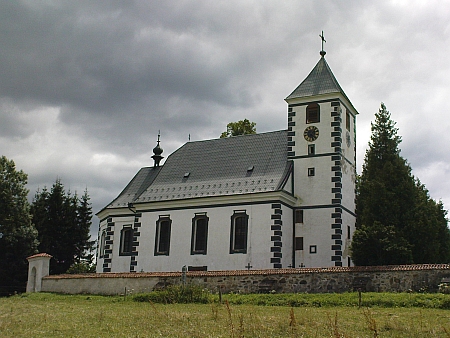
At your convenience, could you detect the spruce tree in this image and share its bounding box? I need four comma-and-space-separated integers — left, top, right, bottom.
75, 189, 95, 264
31, 179, 94, 274
356, 103, 416, 231
351, 103, 450, 265
0, 156, 39, 294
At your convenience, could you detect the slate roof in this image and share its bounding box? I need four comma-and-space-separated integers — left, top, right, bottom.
105, 130, 290, 209
286, 56, 352, 106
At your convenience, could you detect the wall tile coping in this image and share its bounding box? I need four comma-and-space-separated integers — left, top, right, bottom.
27, 253, 53, 260
43, 264, 450, 280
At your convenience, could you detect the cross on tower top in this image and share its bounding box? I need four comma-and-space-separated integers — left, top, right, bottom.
319, 31, 326, 57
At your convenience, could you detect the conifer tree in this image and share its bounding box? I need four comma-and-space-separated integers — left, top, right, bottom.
408, 181, 450, 263
0, 156, 38, 294
75, 189, 95, 264
31, 179, 94, 274
351, 103, 450, 265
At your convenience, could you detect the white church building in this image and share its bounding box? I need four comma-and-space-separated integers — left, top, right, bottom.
96, 48, 358, 273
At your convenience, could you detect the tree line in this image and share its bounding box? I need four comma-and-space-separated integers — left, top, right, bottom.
0, 158, 94, 295
1, 106, 449, 295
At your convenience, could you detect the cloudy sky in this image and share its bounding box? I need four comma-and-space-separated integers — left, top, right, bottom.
2, 1, 449, 238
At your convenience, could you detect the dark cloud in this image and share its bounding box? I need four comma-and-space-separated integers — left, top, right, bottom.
1, 1, 449, 238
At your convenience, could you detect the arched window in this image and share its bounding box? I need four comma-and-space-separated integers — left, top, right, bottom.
155, 216, 171, 256
306, 103, 320, 123
119, 226, 133, 256
191, 213, 209, 255
230, 211, 249, 254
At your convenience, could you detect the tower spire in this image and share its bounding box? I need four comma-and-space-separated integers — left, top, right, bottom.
151, 131, 164, 167
319, 31, 326, 57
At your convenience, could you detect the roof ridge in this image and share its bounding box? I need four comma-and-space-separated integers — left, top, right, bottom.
186, 129, 287, 144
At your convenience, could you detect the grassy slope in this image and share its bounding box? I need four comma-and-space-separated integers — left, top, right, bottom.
0, 293, 450, 337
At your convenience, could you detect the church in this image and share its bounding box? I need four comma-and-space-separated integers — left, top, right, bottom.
96, 46, 358, 273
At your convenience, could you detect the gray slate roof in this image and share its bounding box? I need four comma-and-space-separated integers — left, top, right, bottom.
106, 130, 290, 209
286, 56, 350, 102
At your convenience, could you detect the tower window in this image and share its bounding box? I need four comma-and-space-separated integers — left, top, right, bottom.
308, 168, 315, 176
99, 230, 106, 258
295, 237, 304, 250
191, 213, 209, 255
155, 216, 171, 256
295, 209, 304, 223
119, 226, 133, 256
306, 103, 320, 124
346, 110, 351, 131
230, 211, 248, 254
309, 245, 317, 254
308, 144, 315, 155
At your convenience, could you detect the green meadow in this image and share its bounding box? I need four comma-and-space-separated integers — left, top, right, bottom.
1, 292, 450, 337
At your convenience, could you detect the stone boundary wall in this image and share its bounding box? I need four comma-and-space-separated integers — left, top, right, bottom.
41, 264, 450, 295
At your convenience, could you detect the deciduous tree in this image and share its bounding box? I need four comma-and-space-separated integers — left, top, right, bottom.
220, 119, 256, 138
0, 156, 38, 295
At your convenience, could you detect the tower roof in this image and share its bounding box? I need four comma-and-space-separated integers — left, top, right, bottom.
286, 56, 352, 107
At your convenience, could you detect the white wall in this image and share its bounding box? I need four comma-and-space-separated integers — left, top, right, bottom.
98, 199, 295, 272
288, 97, 356, 268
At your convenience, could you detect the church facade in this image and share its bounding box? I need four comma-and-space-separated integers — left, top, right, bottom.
96, 50, 358, 273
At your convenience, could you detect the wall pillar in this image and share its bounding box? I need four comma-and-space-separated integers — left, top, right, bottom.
26, 253, 52, 293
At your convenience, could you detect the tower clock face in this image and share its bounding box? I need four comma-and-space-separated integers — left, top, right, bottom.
304, 126, 319, 142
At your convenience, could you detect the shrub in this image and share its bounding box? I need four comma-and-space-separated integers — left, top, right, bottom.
66, 262, 96, 274
439, 283, 450, 294
133, 284, 212, 304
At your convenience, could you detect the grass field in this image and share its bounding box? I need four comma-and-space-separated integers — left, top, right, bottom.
1, 292, 450, 337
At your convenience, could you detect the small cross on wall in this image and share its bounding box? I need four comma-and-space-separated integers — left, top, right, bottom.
245, 263, 253, 270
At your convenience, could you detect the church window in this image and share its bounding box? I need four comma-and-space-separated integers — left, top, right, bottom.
346, 110, 351, 131
230, 211, 249, 254
295, 237, 304, 250
119, 226, 133, 256
308, 167, 315, 176
347, 225, 351, 239
191, 213, 209, 255
309, 245, 317, 254
308, 144, 315, 155
99, 230, 106, 258
306, 103, 320, 123
295, 209, 304, 223
155, 216, 171, 256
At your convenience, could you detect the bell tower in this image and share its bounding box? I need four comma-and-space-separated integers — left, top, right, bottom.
285, 36, 357, 267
